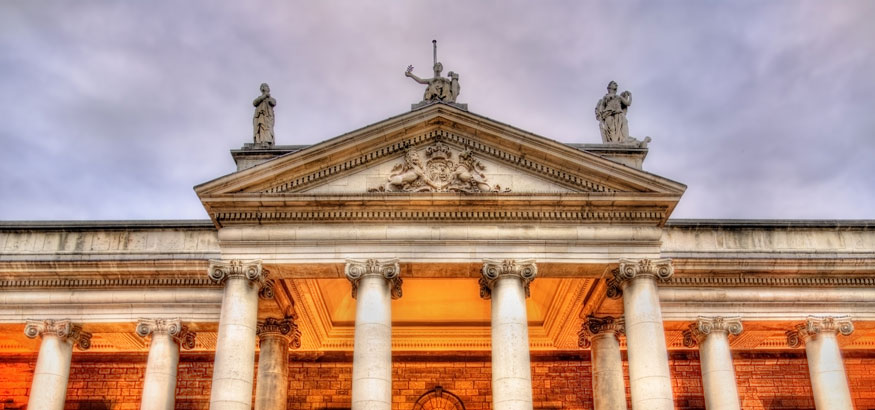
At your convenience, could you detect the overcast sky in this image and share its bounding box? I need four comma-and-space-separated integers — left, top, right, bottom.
1, 1, 873, 221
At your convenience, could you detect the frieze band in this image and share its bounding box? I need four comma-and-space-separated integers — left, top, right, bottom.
24, 319, 92, 350
479, 259, 537, 299
344, 258, 402, 300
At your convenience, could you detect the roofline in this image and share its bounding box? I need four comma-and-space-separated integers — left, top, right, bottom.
0, 220, 216, 231
666, 219, 875, 229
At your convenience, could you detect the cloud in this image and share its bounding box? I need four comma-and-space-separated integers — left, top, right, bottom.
1, 1, 873, 220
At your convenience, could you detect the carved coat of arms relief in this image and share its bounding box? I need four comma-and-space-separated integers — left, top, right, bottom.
370, 142, 508, 193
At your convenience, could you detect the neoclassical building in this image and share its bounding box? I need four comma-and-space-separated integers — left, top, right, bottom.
1, 99, 874, 410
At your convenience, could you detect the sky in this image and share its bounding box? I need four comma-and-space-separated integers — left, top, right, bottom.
1, 1, 874, 221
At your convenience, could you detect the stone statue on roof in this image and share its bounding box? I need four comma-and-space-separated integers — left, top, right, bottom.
594, 81, 650, 147
252, 83, 276, 147
405, 40, 466, 110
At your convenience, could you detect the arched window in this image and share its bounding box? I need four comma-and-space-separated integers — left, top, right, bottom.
411, 386, 465, 410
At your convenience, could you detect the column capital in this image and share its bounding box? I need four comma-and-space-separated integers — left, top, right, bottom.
682, 316, 743, 348
578, 315, 624, 348
344, 258, 402, 300
479, 259, 537, 300
136, 318, 197, 350
257, 317, 302, 349
24, 319, 92, 350
606, 258, 673, 299
208, 259, 274, 299
787, 316, 854, 348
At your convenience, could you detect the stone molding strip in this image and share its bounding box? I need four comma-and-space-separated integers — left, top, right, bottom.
213, 208, 665, 225
263, 129, 615, 194
668, 275, 875, 288
0, 278, 219, 289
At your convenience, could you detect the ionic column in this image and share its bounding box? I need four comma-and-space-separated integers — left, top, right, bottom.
136, 318, 197, 410
254, 317, 302, 410
579, 316, 627, 410
787, 316, 855, 410
207, 260, 274, 410
24, 319, 91, 410
345, 259, 402, 410
682, 316, 743, 410
480, 259, 537, 410
605, 258, 674, 410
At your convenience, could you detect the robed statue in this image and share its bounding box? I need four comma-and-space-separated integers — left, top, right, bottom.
253, 83, 276, 146
405, 40, 465, 110
594, 81, 633, 144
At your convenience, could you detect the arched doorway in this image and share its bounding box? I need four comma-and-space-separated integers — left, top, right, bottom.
411, 386, 465, 410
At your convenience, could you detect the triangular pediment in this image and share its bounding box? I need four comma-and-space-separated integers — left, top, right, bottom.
195, 103, 685, 227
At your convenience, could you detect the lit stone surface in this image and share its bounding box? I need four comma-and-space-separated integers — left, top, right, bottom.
24, 320, 90, 410
208, 260, 269, 410
481, 259, 537, 410
609, 259, 674, 410
683, 317, 743, 410
788, 316, 855, 410
579, 316, 627, 410
346, 259, 400, 410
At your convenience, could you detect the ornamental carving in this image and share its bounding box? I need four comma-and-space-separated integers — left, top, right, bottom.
136, 318, 197, 350
605, 258, 673, 299
786, 316, 854, 348
208, 259, 274, 299
578, 315, 625, 349
24, 319, 92, 350
344, 259, 402, 300
257, 317, 302, 349
369, 141, 507, 193
479, 259, 537, 300
682, 316, 743, 348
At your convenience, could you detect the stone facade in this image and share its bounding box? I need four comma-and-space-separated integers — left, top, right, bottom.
1, 103, 874, 409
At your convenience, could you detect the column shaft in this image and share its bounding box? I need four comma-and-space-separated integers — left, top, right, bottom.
255, 334, 290, 410
699, 332, 741, 410
623, 275, 673, 410
210, 277, 260, 410
806, 332, 853, 410
140, 333, 180, 410
351, 275, 393, 410
590, 333, 627, 410
490, 276, 534, 410
27, 334, 73, 410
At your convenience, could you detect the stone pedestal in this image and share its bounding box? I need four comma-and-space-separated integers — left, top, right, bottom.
579, 316, 627, 410
683, 317, 743, 410
480, 259, 537, 410
787, 316, 855, 410
255, 317, 302, 410
346, 259, 402, 410
607, 258, 674, 410
24, 320, 91, 410
207, 260, 273, 410
136, 319, 196, 410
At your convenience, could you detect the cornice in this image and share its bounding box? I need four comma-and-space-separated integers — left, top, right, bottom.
0, 277, 219, 289
666, 274, 875, 288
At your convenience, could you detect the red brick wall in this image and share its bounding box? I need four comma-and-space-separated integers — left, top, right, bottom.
1, 352, 874, 410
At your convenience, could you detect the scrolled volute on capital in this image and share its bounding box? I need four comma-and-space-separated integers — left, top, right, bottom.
257, 317, 303, 350
24, 319, 92, 350
344, 258, 402, 300
786, 315, 854, 348
208, 259, 274, 299
136, 318, 197, 350
606, 258, 673, 299
578, 315, 625, 349
479, 259, 537, 300
682, 316, 743, 348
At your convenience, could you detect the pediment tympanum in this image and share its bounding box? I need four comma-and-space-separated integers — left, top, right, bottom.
195, 103, 685, 227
